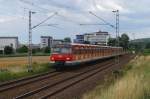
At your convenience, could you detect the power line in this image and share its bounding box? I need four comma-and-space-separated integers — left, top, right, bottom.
56, 14, 82, 25
80, 23, 108, 25
20, 0, 92, 25
19, 0, 54, 13
32, 12, 57, 29
40, 24, 62, 29
89, 11, 115, 29
27, 11, 57, 72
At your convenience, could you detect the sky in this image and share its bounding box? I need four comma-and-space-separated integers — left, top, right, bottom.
0, 0, 150, 44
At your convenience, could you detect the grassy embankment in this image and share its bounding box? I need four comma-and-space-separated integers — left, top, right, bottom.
0, 56, 52, 82
83, 55, 150, 99
143, 49, 150, 56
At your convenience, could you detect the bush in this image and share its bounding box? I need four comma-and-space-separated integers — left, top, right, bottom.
4, 46, 14, 55
42, 47, 51, 53
0, 50, 3, 54
32, 49, 36, 54
16, 45, 28, 53
64, 37, 71, 43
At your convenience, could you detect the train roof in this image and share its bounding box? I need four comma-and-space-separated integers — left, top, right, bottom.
72, 43, 122, 48
52, 43, 123, 48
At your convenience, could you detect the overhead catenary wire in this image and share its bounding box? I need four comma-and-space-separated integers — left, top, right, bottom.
80, 23, 108, 25
32, 12, 58, 29
89, 11, 115, 29
19, 0, 118, 33
19, 0, 68, 30
19, 0, 92, 25
40, 24, 63, 29
19, 0, 54, 13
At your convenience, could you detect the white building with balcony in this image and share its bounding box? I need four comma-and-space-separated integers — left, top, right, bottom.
40, 36, 53, 48
84, 31, 109, 45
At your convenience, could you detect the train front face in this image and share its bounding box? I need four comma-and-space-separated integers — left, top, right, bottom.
50, 44, 73, 67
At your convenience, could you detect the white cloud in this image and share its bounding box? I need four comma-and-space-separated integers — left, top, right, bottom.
0, 0, 150, 43
0, 16, 21, 23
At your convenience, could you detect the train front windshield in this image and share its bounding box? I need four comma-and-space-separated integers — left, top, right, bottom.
52, 45, 72, 54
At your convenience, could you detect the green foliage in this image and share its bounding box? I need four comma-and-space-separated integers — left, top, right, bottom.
4, 46, 14, 55
108, 33, 130, 49
0, 50, 3, 54
0, 63, 52, 82
16, 45, 28, 53
64, 37, 71, 43
145, 42, 150, 49
32, 49, 36, 54
129, 38, 150, 53
120, 33, 129, 49
107, 38, 116, 46
42, 46, 51, 53
143, 49, 150, 55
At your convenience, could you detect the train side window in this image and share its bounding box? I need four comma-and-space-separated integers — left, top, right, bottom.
73, 47, 79, 54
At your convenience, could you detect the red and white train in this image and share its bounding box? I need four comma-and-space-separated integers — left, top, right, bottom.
50, 43, 125, 67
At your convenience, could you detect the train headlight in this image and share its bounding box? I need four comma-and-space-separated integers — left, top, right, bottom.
66, 57, 70, 60
51, 57, 54, 61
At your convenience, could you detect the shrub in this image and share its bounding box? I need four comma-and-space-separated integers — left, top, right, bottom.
16, 45, 28, 53
42, 47, 51, 53
4, 46, 14, 55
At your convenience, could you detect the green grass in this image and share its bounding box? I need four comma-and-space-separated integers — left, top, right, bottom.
83, 56, 150, 99
0, 63, 52, 83
143, 49, 150, 56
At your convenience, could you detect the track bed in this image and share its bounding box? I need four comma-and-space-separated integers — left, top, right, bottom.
0, 54, 135, 99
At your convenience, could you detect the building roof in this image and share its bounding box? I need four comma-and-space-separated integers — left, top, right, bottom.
84, 31, 109, 35
41, 36, 52, 38
0, 37, 18, 39
76, 35, 84, 36
53, 39, 64, 41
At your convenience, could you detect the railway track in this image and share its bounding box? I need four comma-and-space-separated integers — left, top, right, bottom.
0, 56, 115, 99
41, 55, 134, 99
0, 54, 134, 99
0, 70, 62, 92
15, 55, 133, 99
15, 60, 114, 99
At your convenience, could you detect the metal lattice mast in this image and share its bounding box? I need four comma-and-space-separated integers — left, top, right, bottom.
27, 11, 57, 72
113, 10, 120, 64
28, 11, 32, 72
117, 10, 119, 47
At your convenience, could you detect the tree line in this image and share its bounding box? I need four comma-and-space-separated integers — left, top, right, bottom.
0, 37, 72, 55
108, 33, 150, 53
0, 46, 51, 55
108, 33, 130, 49
1, 35, 149, 55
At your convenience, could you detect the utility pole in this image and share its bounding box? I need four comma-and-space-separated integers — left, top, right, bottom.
28, 11, 34, 72
113, 10, 120, 64
27, 11, 57, 72
81, 10, 120, 64
80, 12, 116, 46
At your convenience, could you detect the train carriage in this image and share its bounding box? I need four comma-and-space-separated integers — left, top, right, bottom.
50, 43, 124, 67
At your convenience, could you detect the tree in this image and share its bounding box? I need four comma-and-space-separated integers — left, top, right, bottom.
107, 38, 116, 46
146, 42, 150, 49
83, 41, 90, 44
120, 33, 130, 49
43, 46, 51, 53
16, 45, 28, 53
4, 46, 14, 54
108, 33, 130, 49
0, 50, 3, 54
64, 37, 71, 43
